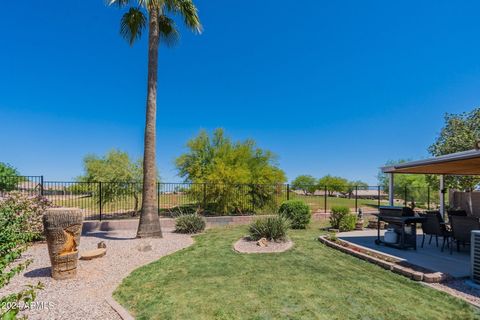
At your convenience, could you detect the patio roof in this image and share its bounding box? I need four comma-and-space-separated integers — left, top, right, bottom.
381, 148, 480, 175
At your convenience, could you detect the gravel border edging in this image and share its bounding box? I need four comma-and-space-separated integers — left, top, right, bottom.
105, 294, 134, 320
421, 282, 480, 309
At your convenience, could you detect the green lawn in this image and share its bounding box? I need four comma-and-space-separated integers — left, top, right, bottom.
113, 222, 479, 320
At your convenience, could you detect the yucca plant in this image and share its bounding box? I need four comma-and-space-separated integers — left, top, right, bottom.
248, 216, 290, 241
108, 0, 202, 238
175, 214, 206, 234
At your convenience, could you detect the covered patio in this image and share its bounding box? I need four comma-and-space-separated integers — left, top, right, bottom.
342, 146, 480, 279
382, 147, 480, 217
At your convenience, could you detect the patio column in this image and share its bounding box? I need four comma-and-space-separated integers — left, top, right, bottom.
389, 173, 394, 206
439, 175, 445, 218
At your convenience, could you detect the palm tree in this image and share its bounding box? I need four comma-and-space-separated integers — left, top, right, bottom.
109, 0, 202, 238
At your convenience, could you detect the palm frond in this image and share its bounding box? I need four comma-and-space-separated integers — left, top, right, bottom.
158, 14, 179, 47
120, 7, 147, 46
108, 0, 131, 8
165, 0, 202, 34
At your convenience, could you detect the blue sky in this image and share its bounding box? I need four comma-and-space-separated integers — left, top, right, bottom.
1, 1, 480, 184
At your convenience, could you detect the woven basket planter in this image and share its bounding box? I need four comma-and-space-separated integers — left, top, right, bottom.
42, 208, 83, 280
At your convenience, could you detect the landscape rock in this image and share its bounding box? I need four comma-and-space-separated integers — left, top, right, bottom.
98, 241, 107, 249
80, 248, 107, 260
256, 238, 268, 247
137, 243, 153, 252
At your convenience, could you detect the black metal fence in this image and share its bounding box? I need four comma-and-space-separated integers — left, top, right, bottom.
0, 176, 444, 220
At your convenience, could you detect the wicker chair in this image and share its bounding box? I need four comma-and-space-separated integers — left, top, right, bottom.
420, 211, 451, 252
449, 215, 480, 254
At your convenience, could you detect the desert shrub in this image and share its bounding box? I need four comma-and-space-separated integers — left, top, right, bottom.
338, 214, 357, 232
329, 206, 350, 229
0, 192, 48, 319
175, 214, 206, 234
279, 200, 311, 229
248, 216, 290, 241
0, 192, 51, 239
329, 206, 357, 232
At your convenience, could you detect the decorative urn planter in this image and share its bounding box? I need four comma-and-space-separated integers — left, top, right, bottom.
42, 208, 83, 280
355, 219, 364, 231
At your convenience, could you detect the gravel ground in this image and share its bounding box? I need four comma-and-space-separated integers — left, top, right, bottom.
427, 279, 480, 308
233, 237, 293, 253
0, 228, 193, 320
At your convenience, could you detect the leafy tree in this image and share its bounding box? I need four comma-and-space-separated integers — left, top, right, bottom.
291, 175, 317, 195
109, 0, 202, 238
317, 175, 349, 196
176, 129, 286, 214
378, 160, 431, 206
428, 108, 480, 212
345, 180, 369, 198
0, 162, 20, 191
428, 108, 480, 191
77, 150, 145, 214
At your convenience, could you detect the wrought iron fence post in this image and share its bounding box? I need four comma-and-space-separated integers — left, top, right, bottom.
324, 185, 327, 214
427, 186, 431, 210
377, 185, 381, 208
355, 185, 358, 213
99, 182, 102, 221
157, 182, 160, 214
40, 175, 44, 196
252, 184, 256, 212
286, 184, 290, 200
203, 183, 207, 209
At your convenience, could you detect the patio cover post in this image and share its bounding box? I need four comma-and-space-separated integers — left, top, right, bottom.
389, 173, 394, 206
439, 174, 445, 218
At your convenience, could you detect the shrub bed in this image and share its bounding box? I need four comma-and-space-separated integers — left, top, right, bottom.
175, 214, 206, 234
248, 216, 290, 241
278, 200, 311, 229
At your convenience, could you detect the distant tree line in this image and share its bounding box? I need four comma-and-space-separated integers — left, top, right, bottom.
290, 174, 368, 197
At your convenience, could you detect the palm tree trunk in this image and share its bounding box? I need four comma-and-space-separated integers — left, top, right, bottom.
137, 8, 162, 238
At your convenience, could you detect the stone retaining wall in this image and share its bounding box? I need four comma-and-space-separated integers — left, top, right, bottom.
83, 212, 330, 233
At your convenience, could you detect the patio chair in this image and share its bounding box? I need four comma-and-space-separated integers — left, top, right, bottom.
420, 211, 451, 252
449, 215, 480, 254
447, 209, 467, 223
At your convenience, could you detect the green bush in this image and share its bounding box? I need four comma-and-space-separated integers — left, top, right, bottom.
248, 216, 290, 241
1, 191, 51, 239
0, 192, 48, 319
279, 200, 311, 229
338, 214, 357, 232
329, 206, 350, 229
329, 206, 357, 232
175, 214, 206, 234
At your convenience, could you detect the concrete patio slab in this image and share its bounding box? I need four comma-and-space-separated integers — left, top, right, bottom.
338, 229, 470, 278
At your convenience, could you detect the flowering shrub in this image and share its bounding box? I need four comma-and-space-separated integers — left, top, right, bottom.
0, 192, 50, 319
0, 192, 51, 239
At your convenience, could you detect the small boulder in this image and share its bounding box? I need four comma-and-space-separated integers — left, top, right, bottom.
137, 244, 152, 252
97, 241, 106, 249
80, 248, 106, 260
256, 238, 268, 247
